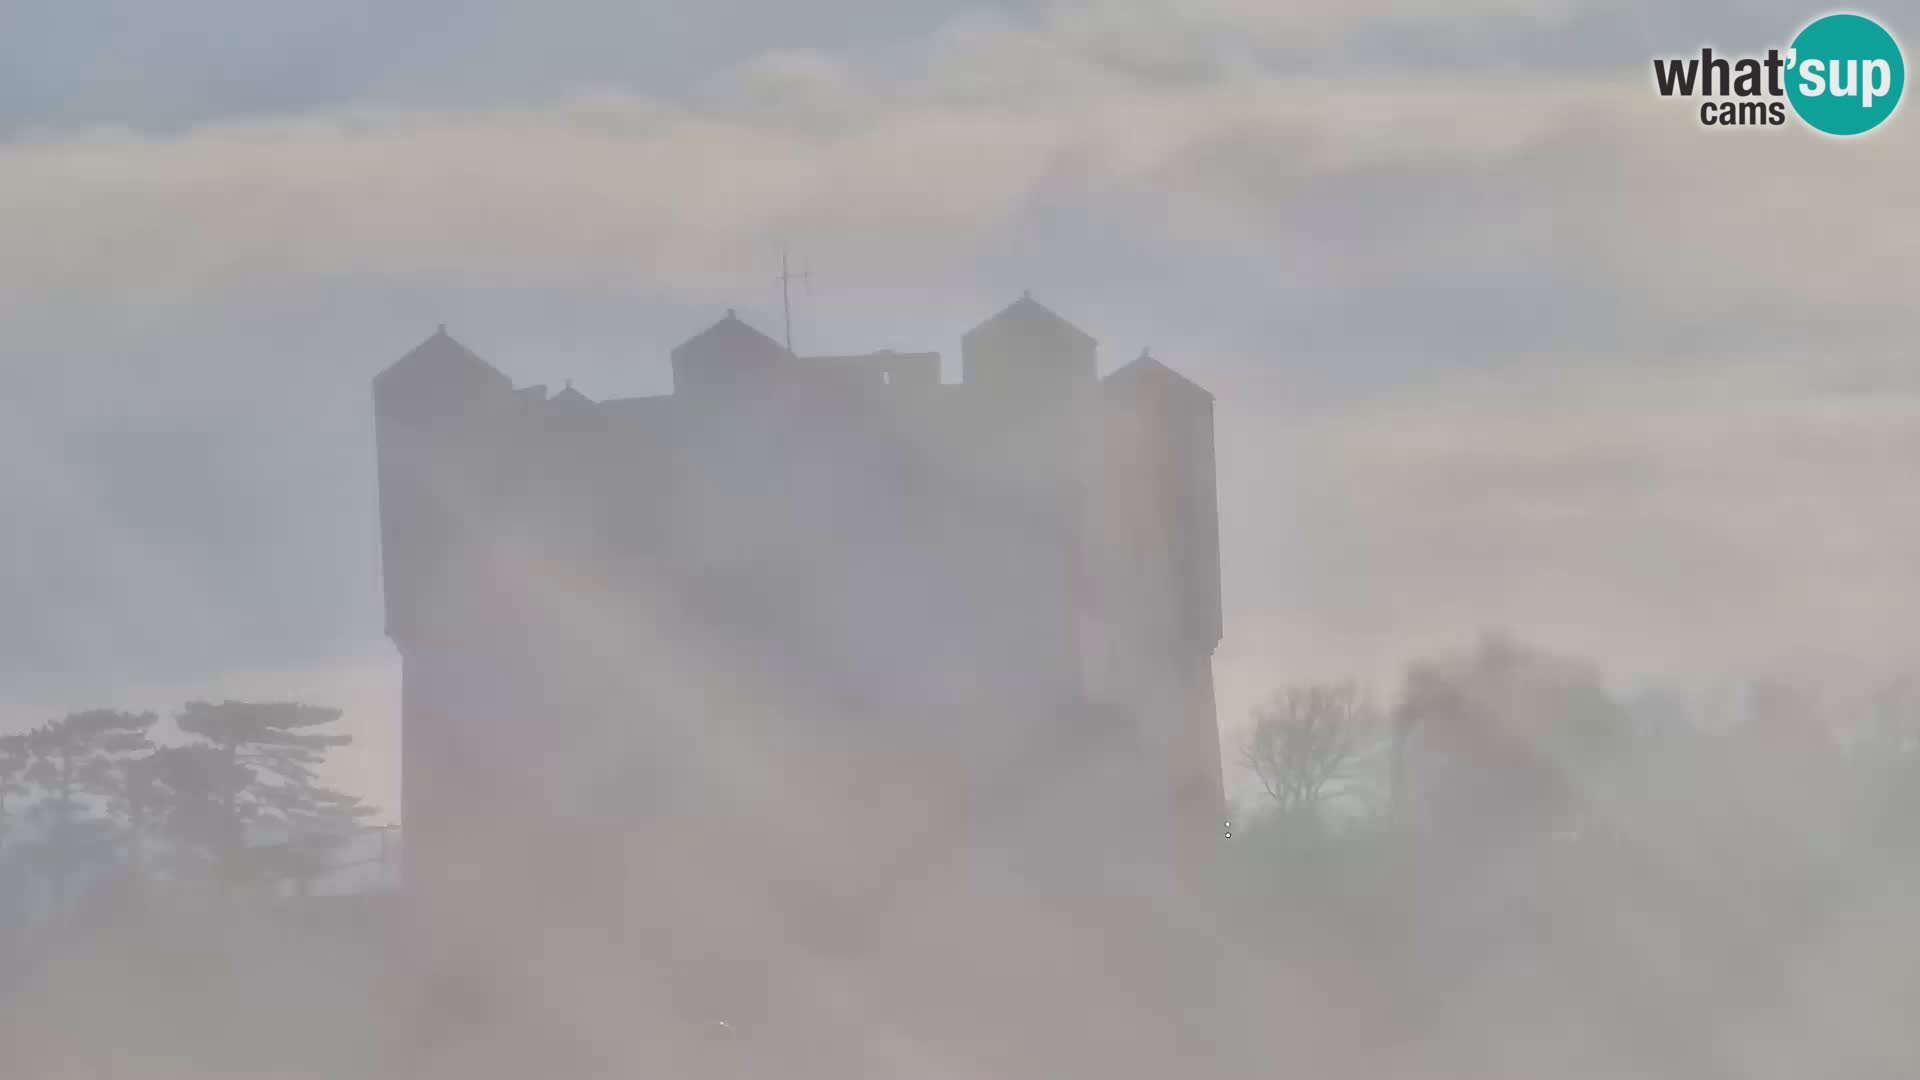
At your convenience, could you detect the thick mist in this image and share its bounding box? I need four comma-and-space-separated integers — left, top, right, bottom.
7, 1, 1920, 1078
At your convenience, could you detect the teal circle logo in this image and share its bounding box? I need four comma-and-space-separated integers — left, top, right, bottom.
1787, 14, 1905, 135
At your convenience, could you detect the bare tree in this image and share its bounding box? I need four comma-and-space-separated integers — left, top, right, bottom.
1241, 682, 1383, 822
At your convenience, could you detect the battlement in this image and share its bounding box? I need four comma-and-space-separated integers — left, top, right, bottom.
378, 294, 1119, 413
373, 295, 1221, 648
512, 347, 947, 414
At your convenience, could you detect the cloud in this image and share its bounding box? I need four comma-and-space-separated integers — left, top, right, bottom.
0, 0, 1843, 136
0, 0, 998, 136
8, 25, 1918, 370
1211, 370, 1920, 744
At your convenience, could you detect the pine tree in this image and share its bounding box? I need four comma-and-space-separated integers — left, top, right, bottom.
21, 710, 156, 915
0, 733, 29, 848
174, 701, 376, 895
140, 743, 253, 890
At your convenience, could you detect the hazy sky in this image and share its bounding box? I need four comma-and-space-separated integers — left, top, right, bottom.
6, 0, 1920, 811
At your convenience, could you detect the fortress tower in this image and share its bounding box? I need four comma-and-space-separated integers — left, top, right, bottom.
373, 295, 1225, 1077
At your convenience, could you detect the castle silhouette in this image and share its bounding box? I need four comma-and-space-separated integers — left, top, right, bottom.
372, 294, 1225, 1075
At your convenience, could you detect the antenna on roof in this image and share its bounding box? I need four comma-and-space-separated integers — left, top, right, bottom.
777, 242, 811, 356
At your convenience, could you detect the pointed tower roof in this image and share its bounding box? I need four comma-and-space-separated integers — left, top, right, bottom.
374, 324, 512, 396
670, 309, 789, 396
671, 308, 788, 366
960, 293, 1098, 393
1105, 347, 1212, 401
546, 381, 598, 421
962, 292, 1097, 350
374, 322, 506, 386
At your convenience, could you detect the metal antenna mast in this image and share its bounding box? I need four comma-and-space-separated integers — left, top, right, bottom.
778, 244, 811, 355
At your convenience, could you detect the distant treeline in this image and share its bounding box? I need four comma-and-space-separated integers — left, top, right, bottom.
1220, 634, 1920, 1077
0, 700, 375, 924
9, 637, 1920, 1077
